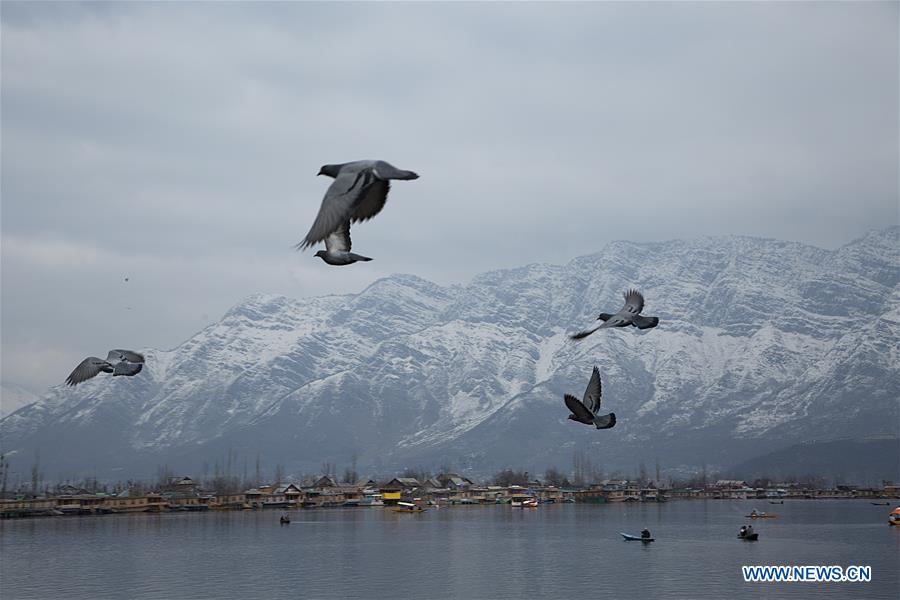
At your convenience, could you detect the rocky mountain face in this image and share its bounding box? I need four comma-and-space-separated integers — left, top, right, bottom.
2, 228, 897, 480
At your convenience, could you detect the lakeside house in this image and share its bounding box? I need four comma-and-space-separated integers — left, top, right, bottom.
2, 473, 898, 519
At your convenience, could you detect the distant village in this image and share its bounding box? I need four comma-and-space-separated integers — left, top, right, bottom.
3, 470, 899, 519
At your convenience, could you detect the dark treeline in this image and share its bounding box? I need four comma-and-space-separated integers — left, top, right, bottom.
0, 448, 870, 498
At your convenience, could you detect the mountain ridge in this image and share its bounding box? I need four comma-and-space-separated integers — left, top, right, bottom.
2, 227, 897, 480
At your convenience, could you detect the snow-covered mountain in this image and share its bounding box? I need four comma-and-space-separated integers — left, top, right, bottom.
0, 384, 40, 420
2, 229, 897, 479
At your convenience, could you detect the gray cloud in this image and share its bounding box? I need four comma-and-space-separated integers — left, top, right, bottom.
2, 1, 897, 391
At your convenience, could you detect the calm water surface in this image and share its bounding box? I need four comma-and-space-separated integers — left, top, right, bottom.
2, 500, 898, 599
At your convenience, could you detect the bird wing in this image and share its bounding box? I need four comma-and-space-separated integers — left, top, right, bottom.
570, 322, 601, 340
66, 357, 108, 386
582, 367, 602, 413
297, 167, 371, 249
107, 349, 145, 363
113, 361, 143, 377
351, 179, 390, 223
564, 394, 594, 422
324, 221, 352, 253
569, 317, 618, 339
621, 289, 645, 315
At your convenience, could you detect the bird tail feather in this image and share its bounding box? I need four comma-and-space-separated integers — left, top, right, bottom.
631, 315, 659, 330
594, 412, 616, 429
349, 253, 373, 262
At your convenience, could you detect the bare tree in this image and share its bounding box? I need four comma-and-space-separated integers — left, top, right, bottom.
0, 454, 8, 497
544, 466, 565, 487
30, 450, 42, 496
342, 465, 358, 484
344, 450, 358, 484
492, 469, 529, 487
402, 466, 430, 483
572, 449, 585, 486
156, 464, 173, 488
572, 447, 602, 486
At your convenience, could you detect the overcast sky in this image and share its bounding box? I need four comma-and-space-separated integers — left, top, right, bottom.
1, 1, 897, 393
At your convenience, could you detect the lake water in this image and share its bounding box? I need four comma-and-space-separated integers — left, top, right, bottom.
2, 500, 897, 599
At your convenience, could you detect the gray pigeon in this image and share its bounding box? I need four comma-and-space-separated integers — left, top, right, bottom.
296, 160, 419, 260
313, 221, 372, 266
564, 366, 616, 430
570, 289, 659, 340
65, 349, 145, 386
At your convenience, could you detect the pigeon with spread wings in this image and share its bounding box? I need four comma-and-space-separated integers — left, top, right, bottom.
313, 221, 372, 265
65, 349, 145, 386
564, 366, 616, 429
296, 160, 418, 262
570, 289, 659, 340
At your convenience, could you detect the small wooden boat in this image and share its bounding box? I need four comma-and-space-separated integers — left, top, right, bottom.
279, 514, 290, 524
768, 500, 784, 504
890, 507, 900, 526
510, 494, 537, 508
738, 532, 759, 541
620, 532, 654, 543
870, 502, 889, 506
746, 512, 777, 518
392, 502, 427, 513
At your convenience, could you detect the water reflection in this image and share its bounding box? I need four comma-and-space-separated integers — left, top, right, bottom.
2, 500, 897, 599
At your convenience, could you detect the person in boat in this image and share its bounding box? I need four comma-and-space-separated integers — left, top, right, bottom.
750, 509, 758, 517
641, 528, 651, 540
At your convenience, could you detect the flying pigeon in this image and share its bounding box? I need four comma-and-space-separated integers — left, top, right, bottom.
313, 220, 372, 266
296, 160, 419, 258
564, 366, 616, 429
65, 349, 145, 386
570, 289, 659, 340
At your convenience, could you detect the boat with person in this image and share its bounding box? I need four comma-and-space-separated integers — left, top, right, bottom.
510, 493, 538, 508
391, 502, 427, 513
279, 514, 290, 525
889, 507, 900, 526
621, 532, 654, 543
746, 509, 777, 519
738, 525, 759, 541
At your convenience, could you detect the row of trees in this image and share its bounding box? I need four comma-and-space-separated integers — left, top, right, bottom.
1, 449, 848, 498
1, 446, 658, 497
